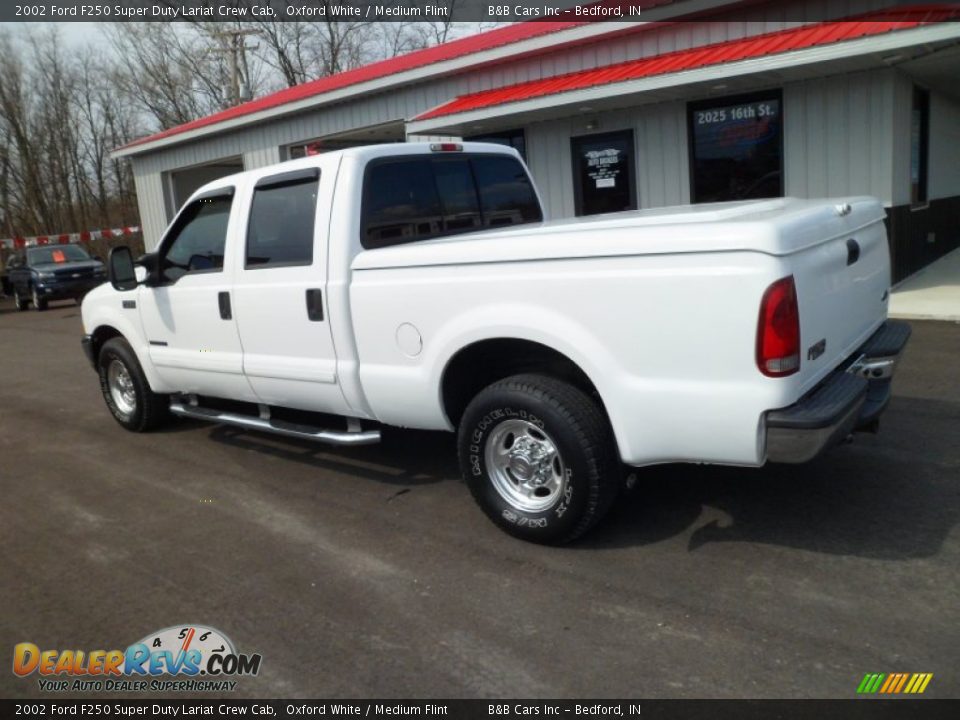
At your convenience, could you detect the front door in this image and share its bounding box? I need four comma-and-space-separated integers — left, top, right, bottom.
570, 130, 638, 216
138, 188, 257, 402
230, 164, 350, 415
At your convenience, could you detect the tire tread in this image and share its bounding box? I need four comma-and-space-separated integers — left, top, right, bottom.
460, 373, 620, 544
98, 337, 169, 432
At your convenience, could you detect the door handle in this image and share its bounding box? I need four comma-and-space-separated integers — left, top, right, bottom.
846, 238, 861, 266
305, 288, 324, 321
218, 291, 232, 320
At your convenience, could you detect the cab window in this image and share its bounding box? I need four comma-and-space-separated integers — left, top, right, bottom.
246, 170, 319, 268
161, 193, 233, 283
360, 154, 541, 249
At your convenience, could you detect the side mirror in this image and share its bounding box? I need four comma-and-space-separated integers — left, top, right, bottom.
108, 246, 138, 291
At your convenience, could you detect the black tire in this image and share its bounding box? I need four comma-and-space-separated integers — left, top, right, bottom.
458, 374, 620, 544
13, 287, 28, 311
31, 286, 47, 311
97, 337, 170, 432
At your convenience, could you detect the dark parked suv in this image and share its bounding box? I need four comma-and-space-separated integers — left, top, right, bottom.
7, 245, 106, 311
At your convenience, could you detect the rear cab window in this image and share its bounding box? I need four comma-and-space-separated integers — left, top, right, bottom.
361, 153, 541, 250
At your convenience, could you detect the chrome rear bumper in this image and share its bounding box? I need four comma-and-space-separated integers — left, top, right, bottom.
765, 320, 911, 464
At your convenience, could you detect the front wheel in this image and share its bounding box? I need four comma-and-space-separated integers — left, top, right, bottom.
97, 337, 170, 432
458, 374, 620, 544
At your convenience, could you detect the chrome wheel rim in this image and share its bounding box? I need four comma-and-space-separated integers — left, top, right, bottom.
484, 418, 566, 513
31, 287, 39, 306
107, 359, 137, 417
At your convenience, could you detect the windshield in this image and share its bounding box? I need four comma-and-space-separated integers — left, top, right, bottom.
27, 245, 91, 265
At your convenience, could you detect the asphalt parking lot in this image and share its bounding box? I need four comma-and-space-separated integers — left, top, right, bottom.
1, 297, 958, 700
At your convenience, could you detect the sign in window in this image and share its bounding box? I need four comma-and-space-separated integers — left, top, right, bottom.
571, 130, 637, 216
689, 92, 783, 203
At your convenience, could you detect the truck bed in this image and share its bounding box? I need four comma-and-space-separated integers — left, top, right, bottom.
352, 197, 886, 268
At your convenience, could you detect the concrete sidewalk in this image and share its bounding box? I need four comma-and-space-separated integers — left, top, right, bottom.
890, 247, 960, 322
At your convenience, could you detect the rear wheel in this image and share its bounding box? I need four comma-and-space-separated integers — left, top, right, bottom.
458, 374, 620, 544
31, 286, 47, 311
13, 287, 27, 311
97, 337, 170, 431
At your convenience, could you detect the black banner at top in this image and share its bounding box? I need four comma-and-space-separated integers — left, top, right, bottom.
2, 0, 951, 24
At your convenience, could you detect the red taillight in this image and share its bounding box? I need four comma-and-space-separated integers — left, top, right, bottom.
429, 143, 463, 152
757, 275, 800, 377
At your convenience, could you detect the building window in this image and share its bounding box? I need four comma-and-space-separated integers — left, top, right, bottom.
910, 87, 930, 205
570, 130, 637, 217
688, 91, 783, 203
288, 141, 324, 159
465, 129, 526, 160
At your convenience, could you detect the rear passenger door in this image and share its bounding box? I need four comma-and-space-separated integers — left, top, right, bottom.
231, 164, 351, 415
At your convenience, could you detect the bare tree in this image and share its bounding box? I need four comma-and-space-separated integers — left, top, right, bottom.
104, 22, 238, 128
0, 27, 140, 238
0, 17, 505, 241
0, 30, 50, 233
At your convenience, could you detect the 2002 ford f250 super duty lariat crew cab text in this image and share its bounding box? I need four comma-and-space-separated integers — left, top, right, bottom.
81, 142, 910, 543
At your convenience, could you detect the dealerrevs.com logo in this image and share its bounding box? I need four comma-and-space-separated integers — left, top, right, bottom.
13, 625, 262, 693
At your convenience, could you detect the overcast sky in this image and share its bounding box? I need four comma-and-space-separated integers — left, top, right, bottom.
0, 22, 109, 49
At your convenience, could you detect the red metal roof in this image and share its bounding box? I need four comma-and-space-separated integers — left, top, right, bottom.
118, 22, 589, 151
119, 1, 695, 152
415, 5, 960, 121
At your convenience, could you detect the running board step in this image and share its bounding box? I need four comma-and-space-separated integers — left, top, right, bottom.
168, 401, 381, 446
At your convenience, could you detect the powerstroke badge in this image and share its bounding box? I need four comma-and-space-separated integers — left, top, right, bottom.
13, 624, 261, 693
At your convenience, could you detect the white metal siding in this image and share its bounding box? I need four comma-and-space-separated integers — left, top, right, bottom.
243, 145, 281, 170
636, 103, 690, 209
526, 102, 690, 220
784, 69, 898, 206
133, 80, 463, 179
889, 70, 915, 207
526, 68, 903, 220
131, 168, 168, 250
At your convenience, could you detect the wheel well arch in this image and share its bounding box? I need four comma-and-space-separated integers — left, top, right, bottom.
440, 338, 605, 427
89, 325, 123, 364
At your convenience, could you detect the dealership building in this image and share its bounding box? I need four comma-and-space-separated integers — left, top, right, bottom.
115, 0, 960, 282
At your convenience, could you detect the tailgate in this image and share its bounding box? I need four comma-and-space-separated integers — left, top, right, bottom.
788, 199, 890, 391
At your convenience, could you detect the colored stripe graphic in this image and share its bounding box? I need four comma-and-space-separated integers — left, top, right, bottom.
857, 673, 933, 694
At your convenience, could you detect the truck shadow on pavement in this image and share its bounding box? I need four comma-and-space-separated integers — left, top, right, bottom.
585, 395, 959, 560
202, 394, 957, 561
208, 424, 458, 487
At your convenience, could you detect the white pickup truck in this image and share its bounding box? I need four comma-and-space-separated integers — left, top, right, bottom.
82, 142, 910, 543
